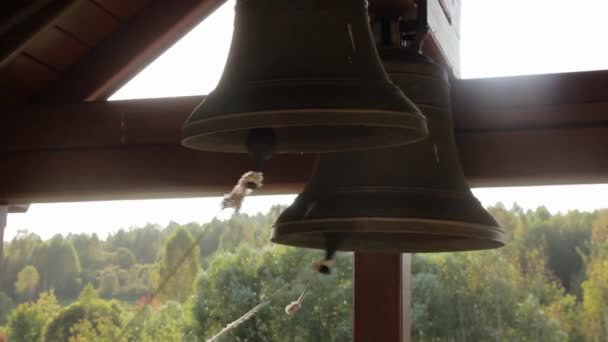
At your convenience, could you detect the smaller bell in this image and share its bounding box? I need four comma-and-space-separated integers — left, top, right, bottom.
271, 49, 504, 253
181, 0, 428, 154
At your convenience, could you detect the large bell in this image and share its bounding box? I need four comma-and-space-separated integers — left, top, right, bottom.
272, 49, 504, 253
182, 0, 428, 154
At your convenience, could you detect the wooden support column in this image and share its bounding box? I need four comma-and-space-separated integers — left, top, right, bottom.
0, 205, 7, 289
354, 253, 411, 342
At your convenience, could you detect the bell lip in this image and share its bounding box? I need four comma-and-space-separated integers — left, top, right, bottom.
270, 217, 505, 253
181, 109, 428, 154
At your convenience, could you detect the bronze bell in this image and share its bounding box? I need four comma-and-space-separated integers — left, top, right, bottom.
272, 49, 504, 253
182, 0, 428, 154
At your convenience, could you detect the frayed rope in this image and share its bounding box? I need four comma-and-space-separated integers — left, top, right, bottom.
221, 171, 264, 212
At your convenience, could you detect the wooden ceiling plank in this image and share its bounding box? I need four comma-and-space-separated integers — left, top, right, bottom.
92, 0, 151, 21
34, 0, 227, 103
0, 0, 76, 68
55, 0, 121, 47
22, 27, 90, 71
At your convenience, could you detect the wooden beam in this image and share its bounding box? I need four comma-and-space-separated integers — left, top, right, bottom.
0, 0, 76, 68
0, 146, 313, 204
2, 96, 201, 152
7, 204, 30, 213
457, 127, 608, 187
3, 123, 607, 204
4, 69, 608, 202
452, 69, 608, 111
450, 69, 608, 186
368, 0, 416, 12
32, 0, 226, 102
354, 253, 410, 342
9, 68, 608, 152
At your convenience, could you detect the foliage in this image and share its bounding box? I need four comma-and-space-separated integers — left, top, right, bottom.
580, 210, 608, 341
3, 205, 608, 341
2, 232, 42, 297
158, 227, 200, 303
32, 235, 82, 298
114, 247, 137, 269
14, 265, 40, 301
42, 286, 122, 342
7, 291, 59, 342
98, 269, 120, 298
125, 301, 197, 342
193, 245, 352, 341
67, 314, 120, 342
0, 291, 14, 325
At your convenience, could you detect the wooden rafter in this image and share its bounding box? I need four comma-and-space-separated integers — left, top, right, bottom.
0, 0, 76, 69
32, 0, 226, 103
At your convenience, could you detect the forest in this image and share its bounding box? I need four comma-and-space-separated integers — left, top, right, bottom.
1, 203, 608, 341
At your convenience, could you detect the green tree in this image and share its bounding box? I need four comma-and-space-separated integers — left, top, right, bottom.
14, 265, 40, 301
2, 232, 42, 296
33, 235, 82, 298
67, 233, 104, 286
158, 227, 200, 303
582, 259, 608, 340
193, 245, 352, 342
411, 249, 572, 341
0, 291, 14, 325
42, 286, 122, 342
8, 291, 60, 342
131, 224, 164, 264
67, 233, 104, 270
580, 209, 608, 341
68, 315, 120, 342
98, 270, 119, 298
114, 247, 136, 269
126, 301, 197, 342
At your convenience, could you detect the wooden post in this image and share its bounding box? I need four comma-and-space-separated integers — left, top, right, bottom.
354, 253, 411, 342
0, 205, 7, 289
402, 254, 412, 340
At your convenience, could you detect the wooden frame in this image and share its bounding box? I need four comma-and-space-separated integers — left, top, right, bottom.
4, 68, 608, 203
3, 0, 607, 341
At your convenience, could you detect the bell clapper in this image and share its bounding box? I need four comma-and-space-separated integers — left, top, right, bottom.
286, 244, 338, 316
285, 257, 336, 316
246, 128, 277, 173
315, 240, 338, 274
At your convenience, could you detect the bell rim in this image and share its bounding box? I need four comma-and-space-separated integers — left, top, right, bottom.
182, 108, 428, 153
271, 217, 504, 252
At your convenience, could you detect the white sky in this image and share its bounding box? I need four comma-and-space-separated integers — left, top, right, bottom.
6, 1, 608, 241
